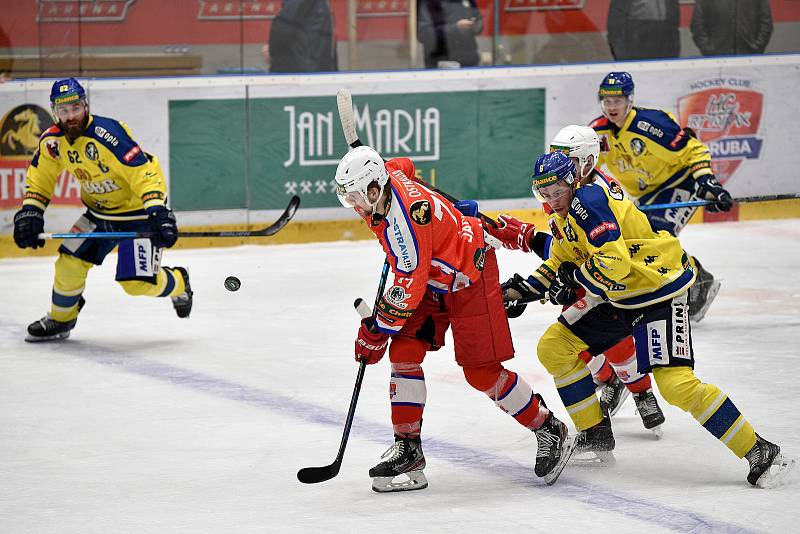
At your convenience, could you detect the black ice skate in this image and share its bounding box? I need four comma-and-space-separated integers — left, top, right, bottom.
369, 436, 428, 492
599, 374, 630, 418
688, 259, 720, 323
745, 434, 796, 488
533, 402, 575, 485
573, 416, 616, 465
25, 296, 86, 342
170, 267, 193, 319
633, 388, 665, 439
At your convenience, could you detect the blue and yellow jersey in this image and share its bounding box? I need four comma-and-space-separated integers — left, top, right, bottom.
590, 107, 713, 203
23, 114, 167, 220
527, 183, 695, 309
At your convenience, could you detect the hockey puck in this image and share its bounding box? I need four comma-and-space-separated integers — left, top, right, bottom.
224, 276, 241, 292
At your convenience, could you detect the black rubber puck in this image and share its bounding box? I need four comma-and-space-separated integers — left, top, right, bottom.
224, 276, 241, 291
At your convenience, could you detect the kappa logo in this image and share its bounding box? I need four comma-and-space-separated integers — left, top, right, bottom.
630, 138, 645, 156
409, 200, 431, 225
85, 142, 98, 161
678, 77, 764, 184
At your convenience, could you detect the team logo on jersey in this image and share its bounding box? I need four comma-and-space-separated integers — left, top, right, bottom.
0, 104, 52, 158
608, 181, 624, 200
548, 218, 564, 242
409, 200, 431, 225
386, 285, 410, 308
630, 138, 645, 156
85, 142, 98, 161
45, 138, 60, 159
678, 77, 764, 184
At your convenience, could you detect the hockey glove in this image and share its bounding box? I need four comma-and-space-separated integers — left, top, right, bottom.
696, 174, 733, 213
501, 273, 545, 319
146, 206, 179, 248
355, 318, 390, 365
485, 214, 535, 253
548, 262, 581, 306
13, 206, 45, 249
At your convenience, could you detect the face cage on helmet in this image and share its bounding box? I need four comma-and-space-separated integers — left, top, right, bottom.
531, 170, 575, 203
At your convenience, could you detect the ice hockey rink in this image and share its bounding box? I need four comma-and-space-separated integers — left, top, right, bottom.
1, 218, 798, 533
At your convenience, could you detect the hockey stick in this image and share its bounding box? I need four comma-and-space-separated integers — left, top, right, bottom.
297, 260, 391, 484
640, 193, 800, 212
335, 88, 497, 228
37, 195, 301, 240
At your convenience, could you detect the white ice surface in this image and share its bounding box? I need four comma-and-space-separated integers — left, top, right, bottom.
1, 219, 799, 533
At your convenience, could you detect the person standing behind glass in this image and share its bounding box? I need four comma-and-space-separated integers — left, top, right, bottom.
417, 0, 483, 69
607, 0, 679, 60
267, 0, 337, 73
690, 0, 773, 56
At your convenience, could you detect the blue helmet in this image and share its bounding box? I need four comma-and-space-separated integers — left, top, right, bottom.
598, 71, 634, 99
531, 151, 576, 200
50, 78, 86, 107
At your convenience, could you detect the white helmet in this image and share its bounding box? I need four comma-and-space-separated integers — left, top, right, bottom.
549, 125, 600, 179
334, 145, 388, 209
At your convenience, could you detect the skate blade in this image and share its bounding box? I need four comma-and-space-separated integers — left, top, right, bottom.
690, 280, 721, 323
24, 331, 71, 343
608, 389, 631, 418
650, 425, 663, 440
572, 449, 616, 467
371, 470, 428, 493
543, 436, 577, 486
756, 455, 796, 489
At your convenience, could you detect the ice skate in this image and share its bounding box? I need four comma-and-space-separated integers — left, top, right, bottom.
633, 388, 665, 439
533, 406, 576, 485
25, 297, 85, 342
745, 434, 796, 488
599, 374, 630, 418
170, 267, 193, 319
688, 260, 720, 323
369, 436, 428, 493
573, 416, 616, 465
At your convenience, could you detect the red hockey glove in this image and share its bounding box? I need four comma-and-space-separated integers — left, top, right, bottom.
355, 318, 390, 365
485, 214, 535, 252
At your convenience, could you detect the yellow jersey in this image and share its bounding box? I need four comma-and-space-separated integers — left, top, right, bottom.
528, 182, 696, 309
590, 107, 712, 203
23, 114, 167, 220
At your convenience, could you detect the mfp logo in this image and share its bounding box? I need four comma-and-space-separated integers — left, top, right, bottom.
678, 77, 764, 184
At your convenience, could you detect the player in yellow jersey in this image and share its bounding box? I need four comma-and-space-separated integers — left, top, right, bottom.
495, 150, 792, 487
12, 78, 192, 342
590, 72, 732, 322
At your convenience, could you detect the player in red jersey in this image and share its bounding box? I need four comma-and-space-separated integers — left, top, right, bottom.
334, 145, 571, 491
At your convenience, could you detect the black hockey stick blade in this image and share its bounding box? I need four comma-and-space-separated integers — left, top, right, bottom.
297, 461, 342, 484
177, 195, 300, 238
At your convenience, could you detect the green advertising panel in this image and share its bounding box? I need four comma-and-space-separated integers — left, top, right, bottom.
169, 89, 544, 211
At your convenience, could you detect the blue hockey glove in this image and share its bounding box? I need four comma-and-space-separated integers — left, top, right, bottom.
549, 262, 580, 306
696, 174, 733, 213
147, 206, 179, 248
13, 206, 45, 249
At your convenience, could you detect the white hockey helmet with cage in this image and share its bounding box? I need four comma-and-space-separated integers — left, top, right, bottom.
549, 125, 600, 178
334, 145, 388, 209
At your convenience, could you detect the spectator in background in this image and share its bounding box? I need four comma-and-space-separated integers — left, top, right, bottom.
607, 0, 680, 60
418, 0, 483, 69
691, 0, 773, 56
266, 0, 337, 73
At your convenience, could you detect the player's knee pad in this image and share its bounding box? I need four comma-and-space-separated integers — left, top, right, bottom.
538, 321, 587, 377
389, 335, 427, 365
653, 366, 704, 412
462, 362, 503, 392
